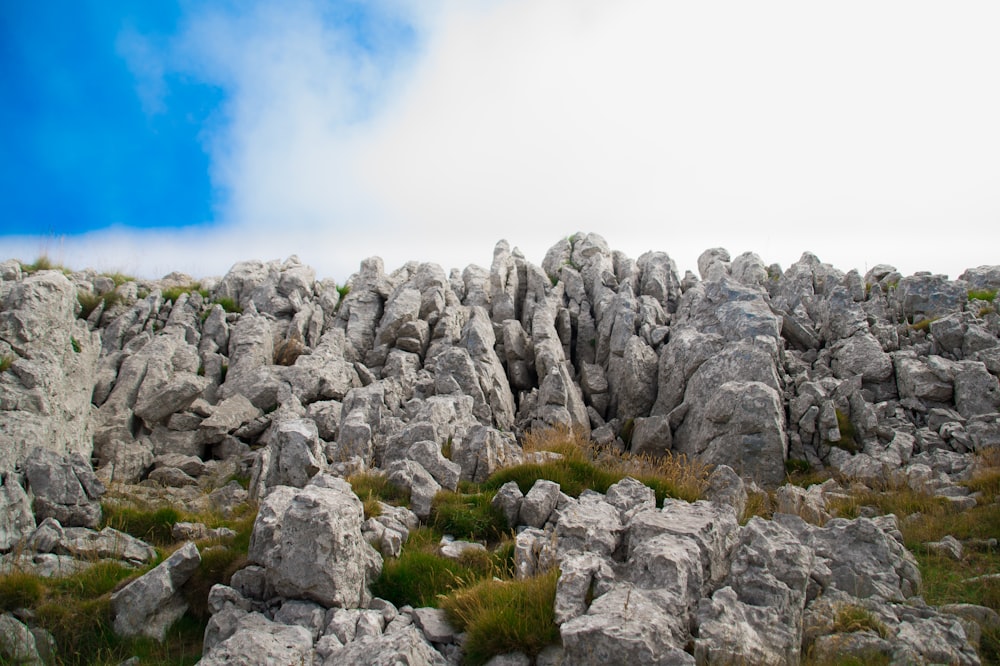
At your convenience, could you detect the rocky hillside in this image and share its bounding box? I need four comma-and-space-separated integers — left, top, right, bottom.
0, 234, 998, 664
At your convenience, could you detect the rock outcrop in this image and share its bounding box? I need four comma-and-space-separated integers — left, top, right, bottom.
1, 237, 998, 665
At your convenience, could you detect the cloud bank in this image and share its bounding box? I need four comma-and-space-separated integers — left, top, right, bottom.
12, 0, 1000, 281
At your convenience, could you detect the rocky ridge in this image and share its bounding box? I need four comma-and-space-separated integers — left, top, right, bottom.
0, 235, 998, 664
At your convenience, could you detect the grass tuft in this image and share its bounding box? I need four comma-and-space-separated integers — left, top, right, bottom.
162, 283, 208, 303
968, 288, 998, 302
212, 296, 242, 314
349, 471, 411, 511
0, 570, 44, 610
487, 426, 709, 504
0, 353, 14, 372
102, 504, 183, 546
441, 568, 560, 666
370, 528, 485, 608
833, 604, 890, 639
430, 491, 508, 543
78, 289, 123, 319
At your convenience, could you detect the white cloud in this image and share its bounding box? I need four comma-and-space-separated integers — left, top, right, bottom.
38, 0, 1000, 280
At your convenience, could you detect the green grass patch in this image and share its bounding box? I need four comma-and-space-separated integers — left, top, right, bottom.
968, 288, 998, 302
430, 491, 508, 543
441, 568, 560, 666
349, 471, 411, 513
162, 283, 209, 303
212, 296, 242, 314
102, 504, 183, 546
0, 569, 44, 610
70, 336, 82, 353
827, 409, 859, 454
0, 353, 14, 372
78, 289, 123, 319
371, 528, 487, 608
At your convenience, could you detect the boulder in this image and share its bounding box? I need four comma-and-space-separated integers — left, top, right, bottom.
0, 471, 34, 551
111, 541, 202, 641
23, 448, 105, 528
248, 476, 382, 608
0, 272, 100, 471
323, 625, 446, 665
198, 610, 315, 666
249, 418, 326, 500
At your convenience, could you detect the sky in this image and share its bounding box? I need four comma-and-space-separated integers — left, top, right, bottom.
2, 0, 999, 283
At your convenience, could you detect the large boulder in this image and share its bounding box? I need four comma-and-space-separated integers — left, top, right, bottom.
248, 475, 382, 608
110, 541, 202, 641
23, 448, 105, 528
0, 272, 100, 471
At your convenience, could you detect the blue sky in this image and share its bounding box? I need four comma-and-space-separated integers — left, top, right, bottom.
3, 1, 999, 281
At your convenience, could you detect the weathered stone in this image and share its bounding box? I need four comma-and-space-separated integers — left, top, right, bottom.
452, 426, 522, 484
490, 481, 523, 528
249, 417, 326, 500
0, 612, 44, 666
23, 448, 105, 528
199, 394, 262, 444
519, 479, 562, 528
694, 586, 799, 665
111, 542, 201, 641
406, 440, 461, 491
386, 460, 440, 521
322, 625, 446, 665
560, 586, 694, 665
605, 476, 656, 518
0, 272, 100, 471
703, 465, 747, 519
556, 495, 625, 557
248, 476, 382, 608
198, 610, 315, 666
629, 415, 672, 458
0, 472, 34, 551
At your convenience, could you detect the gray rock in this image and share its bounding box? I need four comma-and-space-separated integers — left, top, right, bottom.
519, 479, 562, 528
133, 372, 210, 426
605, 476, 656, 518
0, 272, 100, 472
111, 541, 201, 641
23, 448, 105, 528
556, 495, 625, 557
694, 585, 799, 665
249, 417, 326, 500
452, 426, 522, 485
674, 379, 787, 485
0, 612, 44, 666
831, 332, 894, 382
248, 476, 382, 608
629, 415, 672, 458
954, 361, 1000, 418
560, 586, 694, 665
322, 625, 446, 665
490, 481, 523, 528
273, 599, 327, 641
0, 472, 34, 551
199, 394, 262, 444
628, 500, 739, 591
703, 465, 747, 519
406, 440, 461, 491
411, 607, 457, 643
925, 534, 963, 560
554, 552, 616, 624
198, 610, 315, 666
386, 460, 441, 521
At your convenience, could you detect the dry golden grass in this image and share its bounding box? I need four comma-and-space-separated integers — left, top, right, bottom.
519, 425, 710, 503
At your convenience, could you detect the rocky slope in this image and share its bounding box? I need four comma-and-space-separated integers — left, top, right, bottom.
1, 235, 998, 664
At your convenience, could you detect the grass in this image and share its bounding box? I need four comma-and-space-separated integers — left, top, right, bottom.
162, 283, 210, 303
483, 426, 709, 504
212, 297, 242, 314
827, 409, 859, 454
349, 471, 411, 518
70, 336, 82, 353
0, 496, 260, 665
430, 491, 509, 543
832, 604, 890, 639
20, 255, 70, 274
78, 289, 123, 319
0, 353, 14, 372
968, 288, 998, 302
371, 527, 499, 608
441, 568, 560, 666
